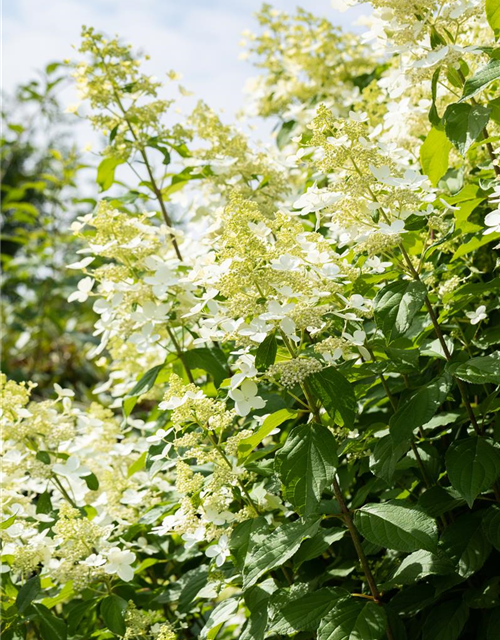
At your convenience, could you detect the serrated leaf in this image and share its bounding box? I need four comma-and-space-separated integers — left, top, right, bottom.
229, 516, 269, 573
238, 408, 297, 459
270, 587, 348, 634
16, 575, 41, 613
318, 598, 387, 640
200, 598, 239, 639
460, 59, 500, 101
420, 127, 452, 186
451, 230, 500, 261
453, 352, 500, 384
389, 375, 451, 444
308, 367, 356, 429
255, 332, 277, 372
440, 512, 492, 578
446, 436, 500, 507
100, 595, 127, 636
275, 422, 337, 515
374, 280, 427, 342
444, 103, 491, 155
389, 549, 454, 586
182, 347, 228, 387
418, 486, 465, 518
33, 604, 67, 640
178, 565, 210, 612
294, 527, 346, 567
370, 435, 410, 482
422, 599, 469, 640
242, 517, 320, 588
483, 505, 500, 550
354, 501, 438, 552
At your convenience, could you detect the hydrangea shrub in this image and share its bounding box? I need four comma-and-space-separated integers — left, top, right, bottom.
2, 2, 500, 639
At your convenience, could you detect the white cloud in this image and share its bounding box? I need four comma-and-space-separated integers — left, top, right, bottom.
4, 0, 368, 148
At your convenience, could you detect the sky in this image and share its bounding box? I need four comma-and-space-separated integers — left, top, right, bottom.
4, 0, 369, 131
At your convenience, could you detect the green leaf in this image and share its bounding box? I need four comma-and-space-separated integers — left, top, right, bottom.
389, 549, 454, 586
182, 347, 228, 387
33, 604, 67, 640
420, 127, 452, 186
124, 363, 166, 416
293, 527, 346, 567
453, 352, 500, 384
389, 375, 451, 444
308, 367, 357, 429
318, 598, 387, 640
370, 435, 410, 482
100, 595, 127, 636
418, 486, 465, 518
429, 67, 442, 126
229, 517, 269, 573
16, 575, 41, 614
374, 280, 427, 342
1, 514, 16, 529
178, 565, 210, 613
83, 472, 99, 491
255, 332, 277, 372
486, 608, 500, 640
242, 517, 320, 588
275, 422, 337, 515
238, 408, 297, 459
446, 436, 500, 507
67, 600, 97, 636
36, 451, 51, 464
277, 120, 297, 150
96, 157, 124, 192
422, 599, 469, 640
444, 103, 491, 155
128, 451, 147, 477
270, 587, 348, 634
460, 59, 500, 101
487, 0, 500, 38
354, 501, 438, 552
451, 230, 500, 261
200, 598, 239, 639
36, 491, 53, 515
483, 505, 500, 550
440, 512, 491, 578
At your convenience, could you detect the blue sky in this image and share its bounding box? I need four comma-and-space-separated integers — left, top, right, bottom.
4, 0, 369, 125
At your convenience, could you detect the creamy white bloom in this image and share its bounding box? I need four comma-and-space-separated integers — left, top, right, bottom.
52, 456, 91, 481
54, 383, 75, 398
484, 211, 500, 235
81, 553, 106, 568
228, 379, 266, 417
104, 547, 136, 582
230, 354, 258, 389
182, 526, 206, 549
205, 534, 230, 567
146, 428, 172, 444
466, 305, 487, 325
379, 220, 406, 235
158, 389, 204, 411
68, 277, 94, 303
